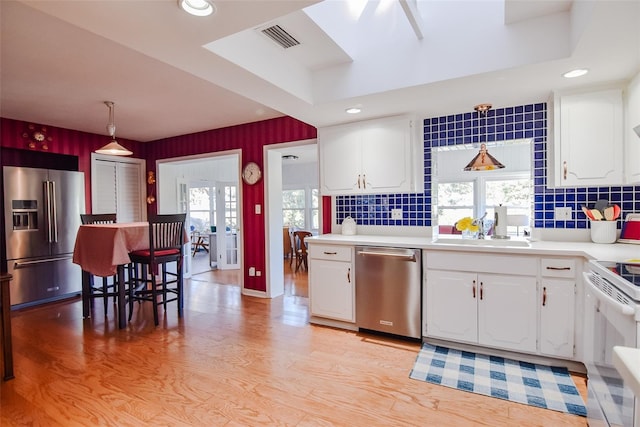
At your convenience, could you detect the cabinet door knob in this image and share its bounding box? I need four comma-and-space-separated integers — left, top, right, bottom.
563, 161, 568, 180
542, 286, 547, 306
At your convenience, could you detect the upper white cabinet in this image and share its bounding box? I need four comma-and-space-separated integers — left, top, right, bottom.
319, 115, 423, 195
625, 72, 640, 184
549, 87, 624, 187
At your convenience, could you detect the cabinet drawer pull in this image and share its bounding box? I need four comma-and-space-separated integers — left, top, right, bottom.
542, 286, 547, 306
323, 251, 338, 255
472, 280, 476, 298
363, 174, 366, 189
480, 282, 483, 300
347, 267, 351, 283
546, 266, 571, 271
357, 175, 361, 189
563, 161, 567, 180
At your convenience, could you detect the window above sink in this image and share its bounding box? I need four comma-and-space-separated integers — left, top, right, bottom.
433, 139, 533, 237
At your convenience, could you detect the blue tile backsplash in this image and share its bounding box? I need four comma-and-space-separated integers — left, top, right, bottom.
335, 102, 640, 229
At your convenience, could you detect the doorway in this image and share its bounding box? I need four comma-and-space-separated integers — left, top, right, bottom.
157, 151, 241, 278
187, 181, 240, 272
264, 140, 318, 298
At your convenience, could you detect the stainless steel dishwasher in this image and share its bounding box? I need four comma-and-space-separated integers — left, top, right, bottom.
355, 246, 422, 339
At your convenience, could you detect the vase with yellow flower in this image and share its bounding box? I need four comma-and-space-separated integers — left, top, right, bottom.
455, 216, 480, 239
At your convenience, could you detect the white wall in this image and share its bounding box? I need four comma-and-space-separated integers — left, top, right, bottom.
434, 140, 531, 181
282, 161, 318, 189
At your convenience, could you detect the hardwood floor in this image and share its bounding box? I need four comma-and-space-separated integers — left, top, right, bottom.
1, 264, 587, 426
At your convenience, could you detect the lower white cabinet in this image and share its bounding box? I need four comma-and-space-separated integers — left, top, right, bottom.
478, 274, 537, 352
425, 269, 537, 353
425, 252, 578, 359
539, 258, 577, 358
425, 270, 477, 343
308, 244, 354, 322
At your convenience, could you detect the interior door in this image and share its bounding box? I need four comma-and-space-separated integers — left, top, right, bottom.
216, 183, 240, 270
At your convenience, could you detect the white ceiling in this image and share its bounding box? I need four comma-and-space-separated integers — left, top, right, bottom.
1, 0, 639, 143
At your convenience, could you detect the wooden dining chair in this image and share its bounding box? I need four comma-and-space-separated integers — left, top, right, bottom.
283, 227, 294, 266
128, 213, 186, 326
191, 231, 209, 257
293, 231, 313, 273
80, 213, 118, 314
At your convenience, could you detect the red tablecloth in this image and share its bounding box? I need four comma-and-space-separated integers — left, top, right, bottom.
72, 222, 149, 277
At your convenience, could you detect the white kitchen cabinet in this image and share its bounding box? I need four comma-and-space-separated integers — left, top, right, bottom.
539, 258, 577, 358
319, 115, 423, 195
625, 72, 640, 183
549, 87, 624, 187
424, 252, 538, 353
425, 270, 477, 343
308, 244, 354, 322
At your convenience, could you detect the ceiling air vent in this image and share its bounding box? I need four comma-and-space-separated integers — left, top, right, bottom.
261, 25, 300, 49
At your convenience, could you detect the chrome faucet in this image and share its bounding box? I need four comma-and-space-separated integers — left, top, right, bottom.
475, 212, 488, 239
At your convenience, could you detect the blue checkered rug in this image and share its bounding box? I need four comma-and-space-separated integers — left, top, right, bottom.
410, 343, 587, 417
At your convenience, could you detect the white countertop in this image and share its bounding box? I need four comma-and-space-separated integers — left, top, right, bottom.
613, 346, 640, 398
307, 233, 640, 262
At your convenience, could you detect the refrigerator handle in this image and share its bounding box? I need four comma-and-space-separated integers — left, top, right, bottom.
50, 181, 58, 242
44, 181, 53, 242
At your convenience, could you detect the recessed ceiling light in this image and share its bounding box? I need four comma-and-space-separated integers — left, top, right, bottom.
345, 107, 362, 114
179, 0, 215, 17
563, 69, 589, 78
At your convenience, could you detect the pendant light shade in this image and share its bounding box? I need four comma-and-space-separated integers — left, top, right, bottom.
95, 140, 133, 156
96, 101, 132, 156
464, 104, 505, 171
463, 143, 505, 171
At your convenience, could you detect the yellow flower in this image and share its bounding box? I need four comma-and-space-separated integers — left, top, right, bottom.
455, 217, 473, 231
468, 223, 480, 232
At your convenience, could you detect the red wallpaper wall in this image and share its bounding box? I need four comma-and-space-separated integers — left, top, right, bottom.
0, 117, 146, 212
1, 116, 318, 293
145, 116, 317, 292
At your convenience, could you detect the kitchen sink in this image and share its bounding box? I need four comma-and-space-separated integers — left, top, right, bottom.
433, 237, 531, 247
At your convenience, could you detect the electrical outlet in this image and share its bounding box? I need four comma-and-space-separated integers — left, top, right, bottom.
391, 208, 403, 220
554, 207, 572, 220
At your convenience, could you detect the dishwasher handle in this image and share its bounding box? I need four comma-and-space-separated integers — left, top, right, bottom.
356, 247, 418, 262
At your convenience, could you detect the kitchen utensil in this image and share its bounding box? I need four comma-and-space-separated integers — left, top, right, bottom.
604, 206, 615, 221
582, 205, 595, 220
594, 199, 609, 215
591, 209, 603, 221
612, 204, 621, 220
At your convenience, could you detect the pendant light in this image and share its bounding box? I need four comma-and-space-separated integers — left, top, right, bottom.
96, 101, 133, 156
464, 104, 505, 171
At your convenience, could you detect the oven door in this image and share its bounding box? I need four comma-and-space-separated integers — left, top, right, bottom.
584, 272, 638, 427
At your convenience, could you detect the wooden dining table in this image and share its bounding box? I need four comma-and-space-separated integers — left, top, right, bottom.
72, 222, 150, 329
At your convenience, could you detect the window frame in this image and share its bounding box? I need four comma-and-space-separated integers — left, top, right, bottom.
436, 171, 532, 235
282, 185, 319, 233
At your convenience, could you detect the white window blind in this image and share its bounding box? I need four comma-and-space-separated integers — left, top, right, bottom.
92, 156, 145, 222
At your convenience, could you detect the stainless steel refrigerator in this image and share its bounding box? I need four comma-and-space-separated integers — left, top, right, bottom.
3, 166, 85, 308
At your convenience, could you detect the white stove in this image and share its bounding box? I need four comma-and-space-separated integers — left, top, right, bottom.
584, 260, 640, 427
590, 260, 640, 302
